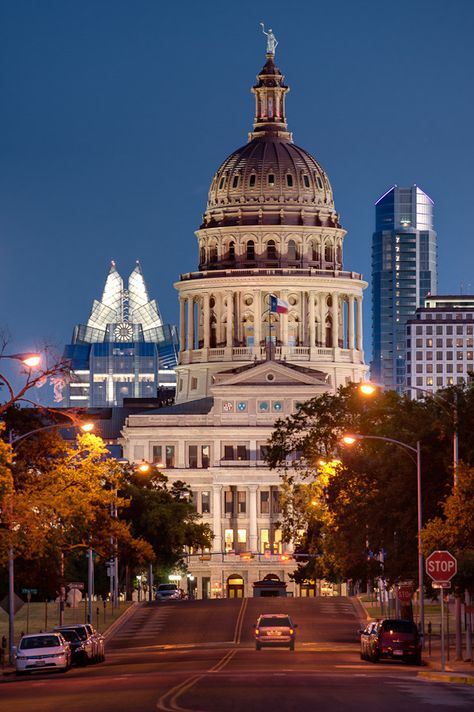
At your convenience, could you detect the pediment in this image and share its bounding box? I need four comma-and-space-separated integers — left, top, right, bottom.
211, 360, 330, 390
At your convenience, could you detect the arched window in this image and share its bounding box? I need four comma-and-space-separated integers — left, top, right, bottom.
325, 317, 332, 348
209, 244, 218, 262
267, 240, 277, 259
287, 240, 299, 260
325, 243, 334, 262
246, 240, 255, 260
200, 246, 206, 265
310, 240, 319, 261
228, 241, 235, 261
336, 244, 342, 264
210, 316, 217, 348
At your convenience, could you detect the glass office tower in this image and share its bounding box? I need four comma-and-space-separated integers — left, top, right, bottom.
61, 261, 178, 407
371, 185, 437, 392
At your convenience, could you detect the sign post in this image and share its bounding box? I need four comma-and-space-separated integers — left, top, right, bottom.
426, 550, 457, 672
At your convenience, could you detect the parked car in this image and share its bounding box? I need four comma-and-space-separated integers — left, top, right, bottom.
84, 623, 105, 662
15, 632, 71, 675
367, 618, 422, 665
359, 621, 378, 660
55, 624, 103, 663
254, 613, 297, 650
156, 583, 181, 601
53, 627, 94, 665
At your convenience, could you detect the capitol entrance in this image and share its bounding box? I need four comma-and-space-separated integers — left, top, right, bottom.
227, 574, 244, 598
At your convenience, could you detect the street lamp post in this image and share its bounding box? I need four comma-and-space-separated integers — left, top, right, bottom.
342, 433, 424, 639
5, 419, 94, 662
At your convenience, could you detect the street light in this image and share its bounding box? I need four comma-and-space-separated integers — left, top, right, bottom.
342, 432, 424, 639
2, 352, 41, 368
6, 419, 95, 662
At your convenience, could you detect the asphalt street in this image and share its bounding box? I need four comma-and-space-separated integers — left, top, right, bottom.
1, 597, 473, 712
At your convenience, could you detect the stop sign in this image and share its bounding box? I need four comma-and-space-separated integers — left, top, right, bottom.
426, 550, 457, 583
397, 585, 412, 603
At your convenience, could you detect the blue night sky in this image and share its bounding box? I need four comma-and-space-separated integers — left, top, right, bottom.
1, 0, 473, 399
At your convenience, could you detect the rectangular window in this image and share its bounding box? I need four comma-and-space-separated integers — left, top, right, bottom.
426, 352, 433, 361
236, 445, 248, 461
437, 326, 443, 335
426, 364, 433, 373
152, 446, 162, 464
467, 352, 473, 360
202, 491, 210, 514
223, 445, 234, 460
249, 174, 256, 187
436, 352, 443, 360
259, 445, 269, 460
437, 377, 444, 386
457, 364, 464, 373
446, 352, 453, 361
188, 445, 198, 468
416, 338, 423, 347
416, 364, 423, 373
201, 445, 210, 469
273, 529, 282, 554
224, 490, 234, 515
272, 489, 281, 513
260, 491, 270, 514
416, 377, 423, 386
426, 377, 433, 386
165, 445, 175, 468
426, 338, 433, 347
456, 338, 464, 347
238, 491, 246, 514
446, 326, 453, 335
436, 339, 443, 347
224, 529, 234, 552
457, 351, 464, 360
191, 377, 198, 390
447, 364, 453, 373
446, 338, 453, 347
237, 529, 247, 553
260, 529, 270, 554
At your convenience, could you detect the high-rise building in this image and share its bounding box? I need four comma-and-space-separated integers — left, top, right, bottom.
406, 295, 474, 399
61, 261, 178, 407
121, 41, 368, 598
371, 185, 437, 392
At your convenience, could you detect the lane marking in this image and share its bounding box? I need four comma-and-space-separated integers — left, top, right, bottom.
232, 597, 248, 645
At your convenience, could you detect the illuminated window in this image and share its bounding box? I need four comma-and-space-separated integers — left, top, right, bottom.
224, 529, 234, 552
260, 529, 270, 553
202, 492, 210, 514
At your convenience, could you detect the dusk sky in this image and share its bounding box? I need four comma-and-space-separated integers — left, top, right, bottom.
1, 0, 473, 400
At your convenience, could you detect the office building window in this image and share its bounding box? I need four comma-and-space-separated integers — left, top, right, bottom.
260, 529, 270, 553
224, 490, 234, 514
437, 377, 444, 386
272, 489, 281, 513
201, 445, 210, 468
223, 445, 234, 460
165, 446, 175, 468
236, 445, 248, 461
457, 364, 464, 373
224, 529, 234, 552
447, 364, 453, 373
273, 529, 282, 554
237, 529, 247, 552
260, 491, 270, 514
238, 491, 246, 514
188, 445, 198, 468
152, 446, 162, 464
202, 491, 210, 514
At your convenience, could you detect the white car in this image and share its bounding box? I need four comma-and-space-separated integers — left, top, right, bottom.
15, 632, 71, 675
155, 583, 181, 600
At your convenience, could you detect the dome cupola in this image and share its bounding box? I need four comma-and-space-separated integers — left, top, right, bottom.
201, 42, 339, 234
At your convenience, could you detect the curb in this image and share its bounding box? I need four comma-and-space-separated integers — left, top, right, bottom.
352, 596, 369, 622
418, 670, 474, 685
103, 602, 141, 640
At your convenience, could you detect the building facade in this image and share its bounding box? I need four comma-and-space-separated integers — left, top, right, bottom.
371, 185, 437, 392
122, 45, 368, 598
406, 295, 474, 399
62, 262, 178, 407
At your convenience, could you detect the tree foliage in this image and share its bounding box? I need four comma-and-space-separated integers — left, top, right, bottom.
267, 382, 474, 588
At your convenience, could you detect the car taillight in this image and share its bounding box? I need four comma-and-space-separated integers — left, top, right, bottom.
255, 629, 260, 635
289, 629, 294, 634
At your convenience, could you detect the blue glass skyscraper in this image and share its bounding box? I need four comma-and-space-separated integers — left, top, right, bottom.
371, 185, 437, 392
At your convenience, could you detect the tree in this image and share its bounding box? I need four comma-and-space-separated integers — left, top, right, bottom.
267, 383, 454, 587
120, 467, 213, 581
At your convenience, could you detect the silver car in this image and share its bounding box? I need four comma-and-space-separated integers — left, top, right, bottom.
254, 613, 297, 651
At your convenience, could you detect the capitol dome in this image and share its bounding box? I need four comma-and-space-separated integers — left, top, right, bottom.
201, 56, 339, 231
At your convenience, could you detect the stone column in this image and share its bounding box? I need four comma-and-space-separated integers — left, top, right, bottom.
249, 485, 258, 553
332, 292, 339, 349
308, 291, 315, 348
212, 485, 222, 553
203, 292, 210, 349
356, 296, 363, 351
179, 296, 186, 352
187, 296, 194, 351
253, 291, 261, 357
319, 294, 326, 346
348, 295, 355, 350
225, 291, 233, 351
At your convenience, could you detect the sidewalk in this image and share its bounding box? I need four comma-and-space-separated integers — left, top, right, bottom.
355, 595, 474, 685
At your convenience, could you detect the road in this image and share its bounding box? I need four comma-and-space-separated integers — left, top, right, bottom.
1, 597, 474, 711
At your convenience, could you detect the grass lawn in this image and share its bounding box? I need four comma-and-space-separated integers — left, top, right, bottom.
0, 600, 132, 646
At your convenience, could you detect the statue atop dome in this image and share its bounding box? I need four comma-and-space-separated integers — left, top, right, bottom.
260, 23, 278, 56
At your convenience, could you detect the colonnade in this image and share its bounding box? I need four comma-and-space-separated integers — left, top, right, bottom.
179, 289, 363, 353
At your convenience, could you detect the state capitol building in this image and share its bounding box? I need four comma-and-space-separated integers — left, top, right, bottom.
121, 42, 368, 598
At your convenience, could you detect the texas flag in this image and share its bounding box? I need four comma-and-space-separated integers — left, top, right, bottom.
270, 294, 289, 314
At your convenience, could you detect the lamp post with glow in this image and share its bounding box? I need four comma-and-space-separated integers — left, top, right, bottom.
342, 433, 424, 638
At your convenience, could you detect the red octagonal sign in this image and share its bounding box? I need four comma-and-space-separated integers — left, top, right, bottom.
426, 550, 457, 583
